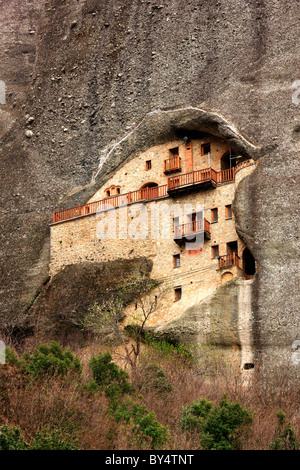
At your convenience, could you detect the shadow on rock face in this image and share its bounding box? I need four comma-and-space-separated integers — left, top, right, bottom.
28, 257, 153, 337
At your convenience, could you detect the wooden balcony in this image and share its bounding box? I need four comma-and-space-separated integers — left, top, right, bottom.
164, 156, 181, 174
53, 184, 168, 223
218, 253, 240, 269
174, 218, 211, 243
167, 167, 235, 195
53, 166, 236, 224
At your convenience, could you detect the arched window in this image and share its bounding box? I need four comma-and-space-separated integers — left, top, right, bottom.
221, 271, 233, 284
140, 182, 159, 199
105, 185, 121, 197
220, 151, 245, 170
140, 182, 158, 189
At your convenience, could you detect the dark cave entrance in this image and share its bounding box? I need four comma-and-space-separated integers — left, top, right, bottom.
242, 247, 256, 277
220, 150, 245, 170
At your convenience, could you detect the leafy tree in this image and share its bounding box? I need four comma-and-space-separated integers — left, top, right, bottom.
6, 341, 82, 378
89, 351, 131, 398
0, 425, 29, 450
181, 395, 252, 450
0, 426, 78, 450
181, 398, 213, 431
143, 363, 173, 394
30, 429, 78, 450
114, 398, 170, 449
270, 411, 299, 450
83, 277, 165, 368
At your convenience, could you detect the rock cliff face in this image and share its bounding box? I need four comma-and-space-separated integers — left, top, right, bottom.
149, 278, 254, 370
29, 257, 153, 336
0, 0, 43, 137
0, 1, 299, 375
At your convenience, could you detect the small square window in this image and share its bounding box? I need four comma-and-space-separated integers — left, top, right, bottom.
225, 204, 232, 219
211, 208, 218, 223
174, 286, 182, 301
170, 147, 179, 157
173, 254, 180, 268
146, 160, 152, 170
201, 143, 211, 155
212, 245, 219, 259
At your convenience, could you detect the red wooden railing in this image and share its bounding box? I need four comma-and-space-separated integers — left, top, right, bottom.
216, 168, 235, 183
218, 253, 240, 269
167, 167, 234, 191
53, 184, 168, 223
53, 168, 236, 224
164, 156, 181, 173
174, 218, 210, 239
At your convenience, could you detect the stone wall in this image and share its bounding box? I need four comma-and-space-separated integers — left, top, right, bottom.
50, 138, 253, 328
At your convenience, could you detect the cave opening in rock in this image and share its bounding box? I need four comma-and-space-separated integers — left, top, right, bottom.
242, 247, 256, 277
220, 150, 244, 170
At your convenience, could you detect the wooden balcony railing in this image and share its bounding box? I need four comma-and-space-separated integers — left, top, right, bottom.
174, 218, 211, 241
218, 253, 240, 269
167, 167, 234, 192
164, 156, 181, 173
53, 167, 237, 224
53, 184, 168, 223
216, 168, 235, 183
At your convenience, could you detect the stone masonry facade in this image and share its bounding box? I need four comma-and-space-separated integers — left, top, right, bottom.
50, 137, 256, 327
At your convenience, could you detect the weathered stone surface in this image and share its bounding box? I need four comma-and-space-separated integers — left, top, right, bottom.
0, 0, 299, 376
29, 257, 152, 334
149, 278, 254, 365
234, 154, 300, 375
0, 0, 42, 138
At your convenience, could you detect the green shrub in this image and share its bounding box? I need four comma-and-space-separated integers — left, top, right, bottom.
89, 352, 131, 397
5, 347, 25, 368
82, 379, 100, 396
144, 363, 173, 393
0, 425, 29, 450
181, 395, 252, 450
114, 398, 170, 449
30, 430, 79, 450
0, 425, 78, 450
6, 342, 82, 379
270, 411, 299, 450
144, 334, 193, 362
24, 341, 82, 378
181, 398, 213, 431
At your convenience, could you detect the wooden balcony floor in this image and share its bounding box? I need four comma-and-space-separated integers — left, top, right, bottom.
174, 219, 211, 244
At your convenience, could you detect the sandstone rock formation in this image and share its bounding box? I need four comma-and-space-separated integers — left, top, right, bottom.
29, 257, 153, 335
149, 278, 254, 368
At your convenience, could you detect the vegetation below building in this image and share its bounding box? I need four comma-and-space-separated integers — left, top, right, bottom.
0, 334, 299, 451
